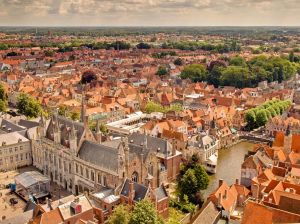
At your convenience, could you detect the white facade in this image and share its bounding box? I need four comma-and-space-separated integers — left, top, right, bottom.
0, 132, 32, 171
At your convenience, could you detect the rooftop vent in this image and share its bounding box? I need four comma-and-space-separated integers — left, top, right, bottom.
70, 201, 82, 214
2, 141, 6, 146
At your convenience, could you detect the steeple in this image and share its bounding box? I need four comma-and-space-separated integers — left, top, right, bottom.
39, 112, 46, 137
69, 122, 77, 153
95, 120, 102, 144
81, 92, 86, 123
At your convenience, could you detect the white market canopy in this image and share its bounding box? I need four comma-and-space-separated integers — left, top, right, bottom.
15, 171, 50, 189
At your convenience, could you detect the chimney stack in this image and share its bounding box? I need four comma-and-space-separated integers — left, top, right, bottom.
218, 192, 222, 208
235, 178, 239, 185
172, 138, 176, 156
129, 181, 135, 205
219, 179, 224, 187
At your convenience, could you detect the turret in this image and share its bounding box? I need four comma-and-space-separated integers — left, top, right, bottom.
95, 120, 102, 144
53, 114, 61, 144
122, 137, 129, 177
69, 122, 77, 154
39, 113, 46, 137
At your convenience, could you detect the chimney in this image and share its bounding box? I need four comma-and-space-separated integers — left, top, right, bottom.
46, 197, 53, 210
172, 138, 176, 156
219, 179, 224, 187
218, 192, 222, 208
235, 178, 239, 185
224, 189, 227, 199
253, 184, 259, 199
128, 181, 135, 205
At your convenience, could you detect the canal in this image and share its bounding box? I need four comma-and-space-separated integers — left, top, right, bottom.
203, 141, 254, 197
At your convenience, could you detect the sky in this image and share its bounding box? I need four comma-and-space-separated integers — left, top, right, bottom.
0, 0, 300, 26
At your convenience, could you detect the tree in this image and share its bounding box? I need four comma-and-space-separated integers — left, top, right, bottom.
157, 65, 168, 77
180, 64, 208, 82
44, 50, 54, 57
81, 70, 97, 84
177, 164, 209, 203
289, 51, 295, 62
177, 169, 198, 201
58, 104, 68, 116
129, 200, 163, 224
229, 56, 246, 67
267, 107, 277, 117
6, 51, 18, 57
174, 58, 183, 66
145, 101, 164, 113
207, 66, 223, 87
108, 204, 130, 224
17, 93, 42, 118
166, 208, 184, 224
0, 100, 6, 112
245, 110, 256, 129
256, 109, 268, 127
193, 164, 209, 190
70, 111, 80, 121
136, 42, 151, 49
0, 84, 7, 101
220, 66, 252, 88
108, 41, 131, 50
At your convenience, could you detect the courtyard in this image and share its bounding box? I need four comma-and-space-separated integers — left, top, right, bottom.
0, 166, 72, 221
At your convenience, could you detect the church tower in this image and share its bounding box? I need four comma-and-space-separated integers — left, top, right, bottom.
81, 92, 87, 123
95, 120, 102, 144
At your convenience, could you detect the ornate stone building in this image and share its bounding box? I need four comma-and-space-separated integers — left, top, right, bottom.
32, 109, 182, 195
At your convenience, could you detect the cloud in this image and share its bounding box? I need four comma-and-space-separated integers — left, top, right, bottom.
0, 0, 299, 26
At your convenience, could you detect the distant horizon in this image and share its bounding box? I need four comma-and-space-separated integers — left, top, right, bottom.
1, 25, 300, 28
1, 1, 300, 27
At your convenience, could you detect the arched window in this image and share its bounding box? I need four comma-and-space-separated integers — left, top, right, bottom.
132, 171, 139, 183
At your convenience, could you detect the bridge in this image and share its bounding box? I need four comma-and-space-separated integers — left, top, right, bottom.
239, 134, 273, 145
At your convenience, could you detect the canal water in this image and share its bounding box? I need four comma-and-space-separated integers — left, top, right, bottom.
203, 141, 254, 198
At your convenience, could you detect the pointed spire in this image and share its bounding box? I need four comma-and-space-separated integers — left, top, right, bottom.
70, 122, 76, 139
81, 92, 86, 123
39, 112, 45, 126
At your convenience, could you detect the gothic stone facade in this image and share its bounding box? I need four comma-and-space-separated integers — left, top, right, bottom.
32, 115, 181, 195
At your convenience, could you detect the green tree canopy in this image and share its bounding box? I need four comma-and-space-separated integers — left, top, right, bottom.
0, 100, 7, 112
180, 64, 208, 82
108, 204, 130, 224
129, 200, 163, 224
177, 163, 209, 203
174, 58, 183, 66
17, 93, 42, 118
220, 66, 252, 88
136, 42, 151, 49
229, 56, 247, 67
157, 65, 168, 77
0, 84, 7, 101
